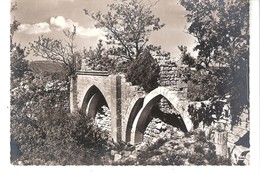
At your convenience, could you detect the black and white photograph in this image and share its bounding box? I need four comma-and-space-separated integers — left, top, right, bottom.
1, 0, 259, 172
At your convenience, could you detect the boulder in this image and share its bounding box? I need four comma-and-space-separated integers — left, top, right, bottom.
136, 142, 149, 152
177, 131, 185, 138
114, 154, 122, 162
111, 150, 118, 156
123, 150, 132, 157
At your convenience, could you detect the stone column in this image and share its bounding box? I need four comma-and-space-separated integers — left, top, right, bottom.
214, 130, 228, 157
81, 57, 88, 71
110, 75, 122, 143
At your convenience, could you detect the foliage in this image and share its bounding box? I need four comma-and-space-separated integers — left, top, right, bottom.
10, 2, 29, 82
125, 50, 160, 92
10, 3, 110, 165
71, 112, 109, 149
188, 99, 228, 129
10, 43, 30, 82
188, 130, 231, 165
82, 40, 117, 72
179, 0, 249, 123
180, 0, 249, 68
84, 0, 165, 61
179, 66, 229, 101
178, 45, 196, 67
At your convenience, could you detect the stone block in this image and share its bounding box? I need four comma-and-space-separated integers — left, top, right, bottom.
156, 123, 163, 130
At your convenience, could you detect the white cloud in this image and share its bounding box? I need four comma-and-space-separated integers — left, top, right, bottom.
50, 16, 106, 39
17, 16, 106, 40
18, 22, 51, 34
77, 26, 106, 39
50, 16, 76, 31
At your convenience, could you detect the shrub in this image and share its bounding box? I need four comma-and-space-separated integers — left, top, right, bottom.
194, 144, 204, 154
161, 152, 185, 165
188, 153, 206, 165
184, 142, 191, 148
125, 50, 160, 92
71, 114, 109, 149
188, 99, 227, 129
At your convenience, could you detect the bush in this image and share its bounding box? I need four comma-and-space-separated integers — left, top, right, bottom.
125, 50, 160, 92
179, 67, 230, 101
194, 144, 204, 154
84, 45, 160, 93
188, 153, 206, 165
188, 99, 227, 129
71, 112, 109, 149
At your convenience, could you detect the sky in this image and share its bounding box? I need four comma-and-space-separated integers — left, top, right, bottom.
12, 0, 197, 61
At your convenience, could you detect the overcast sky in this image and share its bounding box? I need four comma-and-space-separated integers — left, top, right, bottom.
12, 0, 197, 61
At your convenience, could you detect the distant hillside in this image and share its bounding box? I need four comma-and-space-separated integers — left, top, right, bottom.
29, 61, 68, 79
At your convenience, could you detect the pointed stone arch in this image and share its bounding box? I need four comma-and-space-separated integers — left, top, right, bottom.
130, 87, 193, 144
124, 97, 144, 142
80, 85, 109, 118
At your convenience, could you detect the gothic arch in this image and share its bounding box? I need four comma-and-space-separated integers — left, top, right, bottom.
80, 85, 109, 118
130, 87, 193, 144
124, 96, 144, 142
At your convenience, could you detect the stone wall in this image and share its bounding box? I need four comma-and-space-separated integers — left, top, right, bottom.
141, 59, 189, 140
74, 71, 147, 143
158, 60, 188, 100
94, 105, 112, 136
143, 118, 168, 142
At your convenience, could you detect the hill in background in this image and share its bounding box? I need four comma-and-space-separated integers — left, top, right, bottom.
29, 61, 68, 80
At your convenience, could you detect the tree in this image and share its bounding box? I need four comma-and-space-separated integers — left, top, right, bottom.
30, 26, 81, 77
84, 0, 165, 61
10, 2, 29, 83
82, 39, 116, 71
180, 0, 249, 124
180, 0, 249, 68
178, 45, 196, 67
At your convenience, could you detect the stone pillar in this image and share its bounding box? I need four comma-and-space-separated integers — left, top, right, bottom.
70, 76, 77, 113
110, 75, 122, 143
81, 57, 89, 71
214, 130, 228, 157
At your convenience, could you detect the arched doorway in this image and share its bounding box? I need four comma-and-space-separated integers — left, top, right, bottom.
80, 85, 112, 135
130, 87, 193, 144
